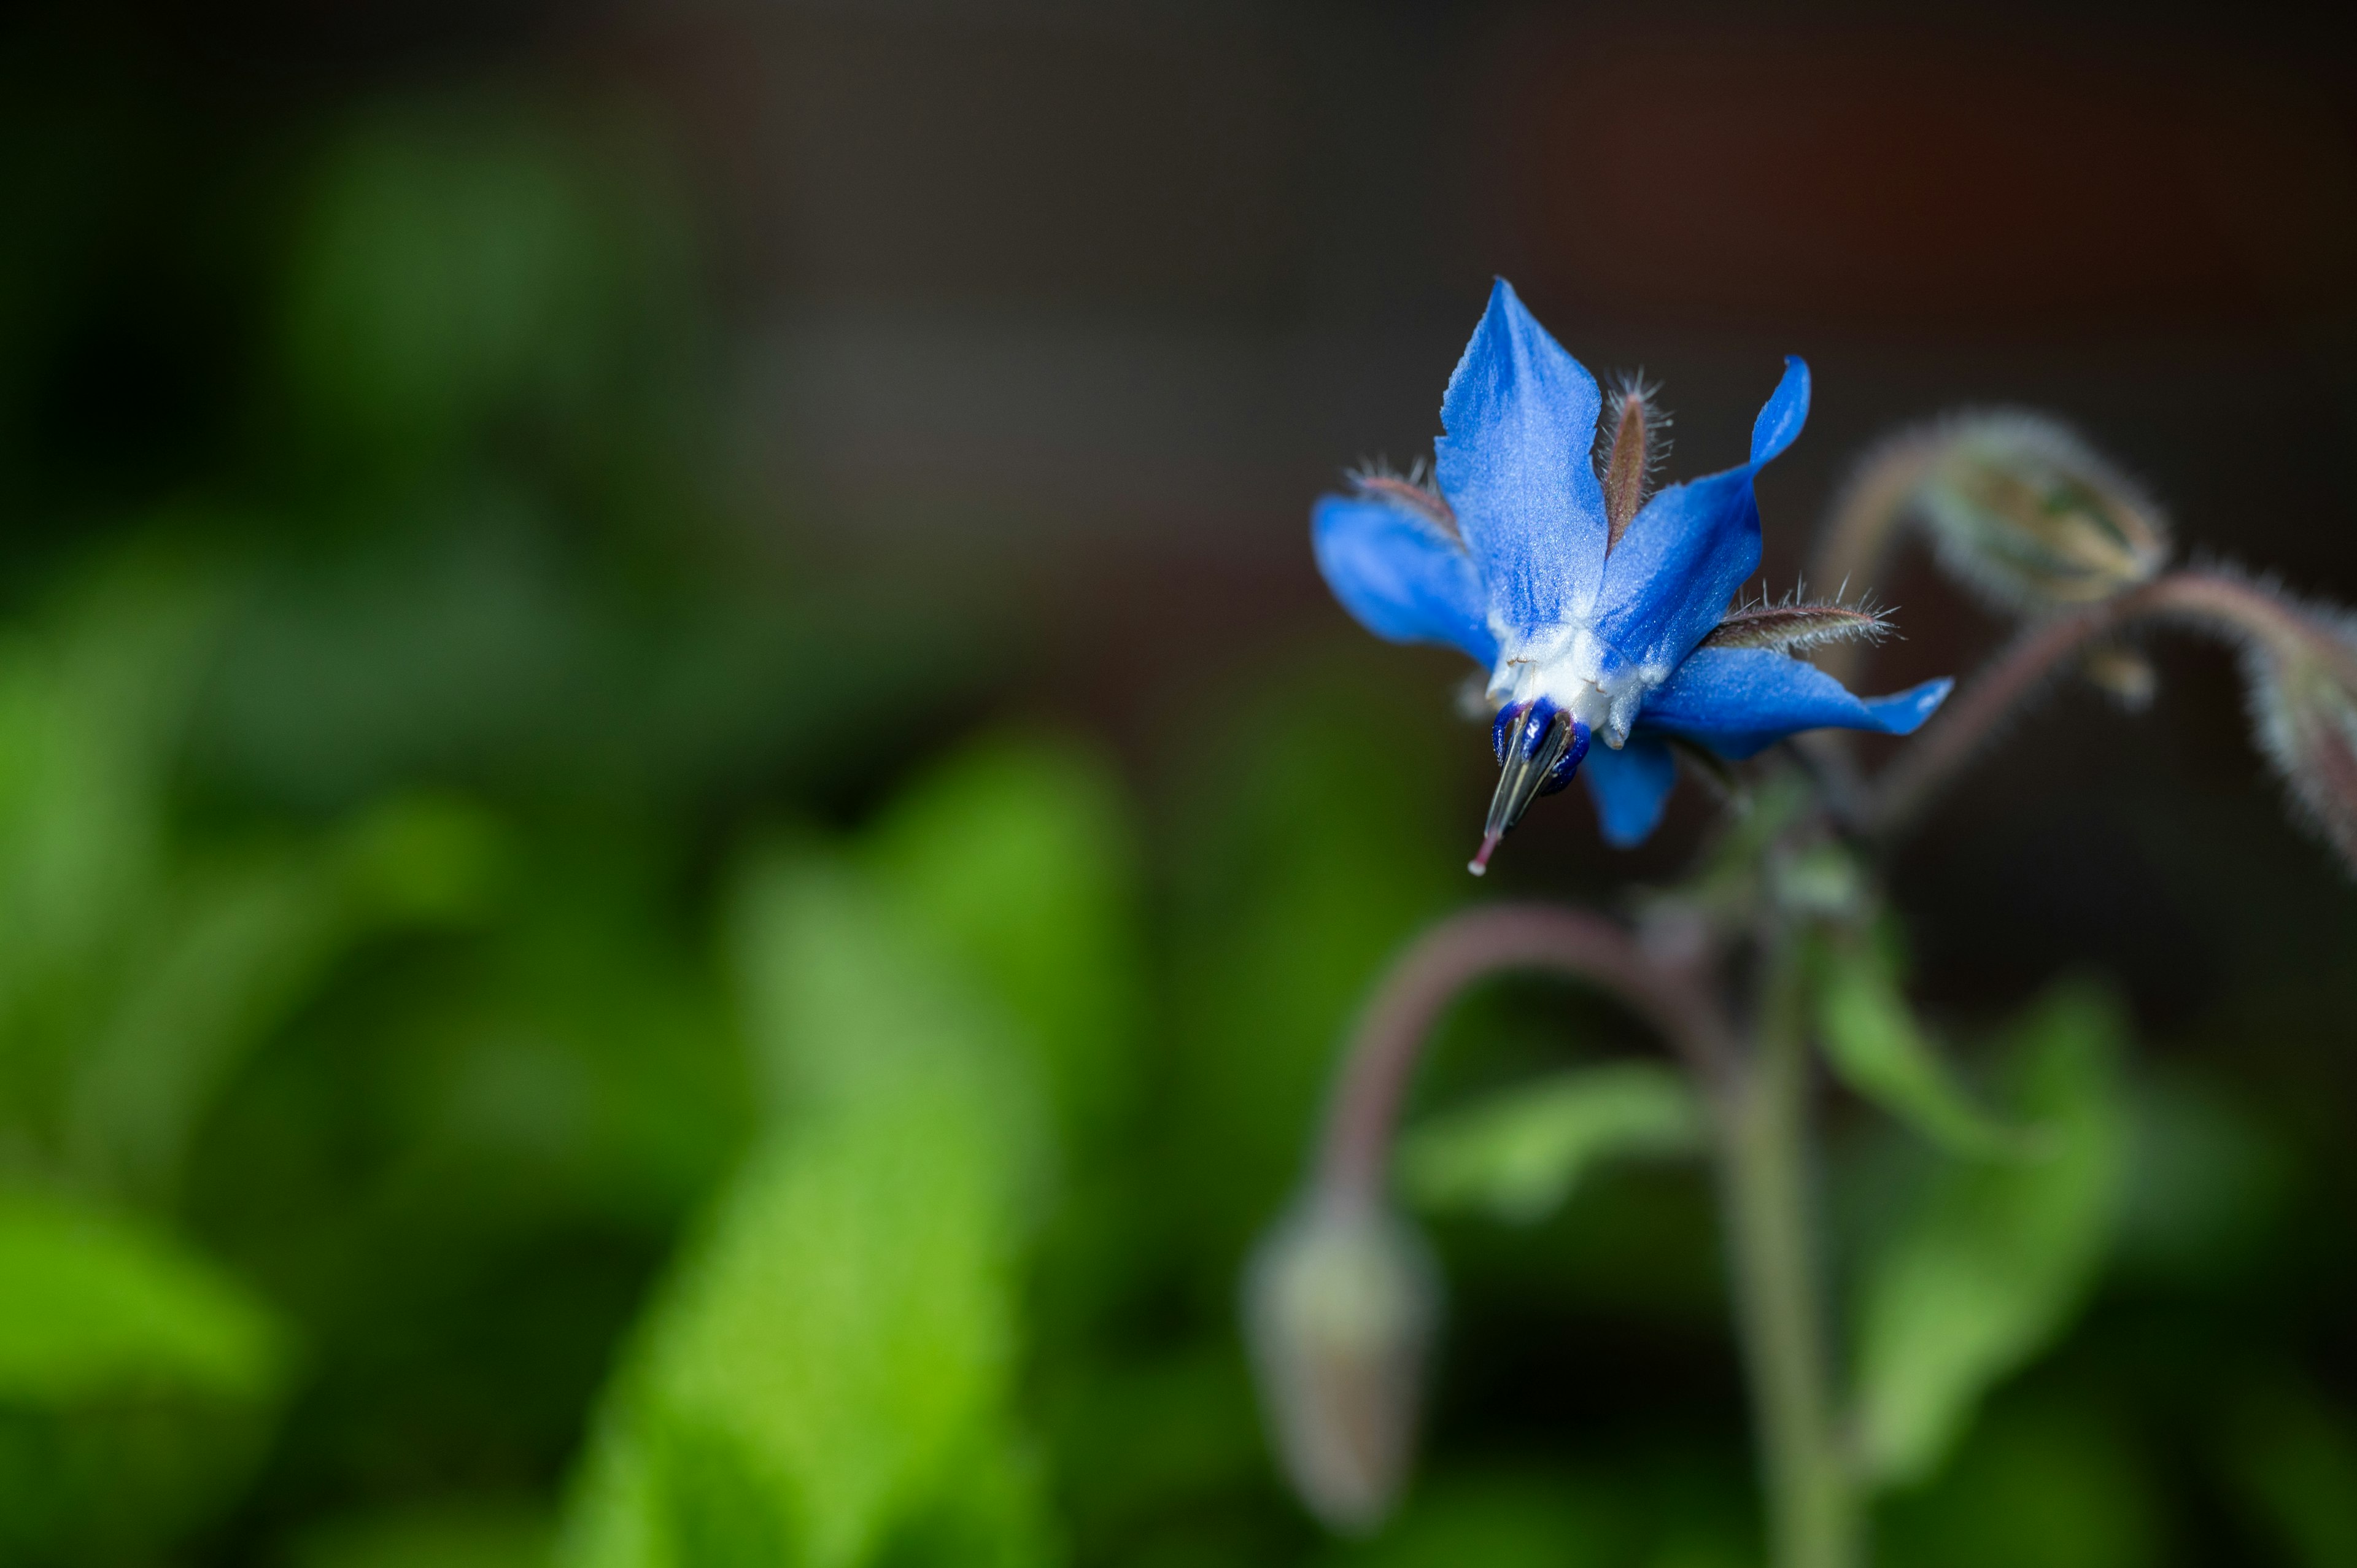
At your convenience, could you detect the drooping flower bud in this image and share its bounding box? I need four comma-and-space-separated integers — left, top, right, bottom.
2243, 611, 2357, 875
1912, 412, 2170, 611
1242, 1195, 1439, 1532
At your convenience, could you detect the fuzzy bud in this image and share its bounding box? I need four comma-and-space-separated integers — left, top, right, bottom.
1242, 1196, 1438, 1532
1913, 412, 2170, 612
2245, 614, 2357, 875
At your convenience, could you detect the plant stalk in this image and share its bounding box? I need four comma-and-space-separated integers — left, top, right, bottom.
1714, 933, 1859, 1568
1314, 903, 1734, 1210
1865, 566, 2335, 838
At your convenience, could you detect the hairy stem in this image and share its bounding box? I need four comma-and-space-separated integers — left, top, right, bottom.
1314, 903, 1733, 1211
1717, 932, 1859, 1568
1866, 567, 2322, 838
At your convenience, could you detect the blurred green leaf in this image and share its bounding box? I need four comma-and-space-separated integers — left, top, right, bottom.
61, 851, 348, 1198
1320, 1470, 1632, 1568
1164, 656, 1468, 1269
64, 790, 511, 1203
1875, 1396, 2158, 1568
2218, 1381, 2357, 1567
0, 1184, 292, 1562
293, 1501, 552, 1568
1400, 1064, 1705, 1226
0, 545, 521, 1201
281, 106, 675, 466
865, 734, 1142, 1151
0, 557, 220, 1051
0, 1185, 286, 1404
559, 851, 1055, 1568
2111, 1071, 2294, 1289
1812, 927, 2025, 1161
1850, 983, 2132, 1487
338, 792, 512, 923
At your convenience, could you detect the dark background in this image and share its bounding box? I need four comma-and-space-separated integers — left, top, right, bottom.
6, 3, 2357, 1565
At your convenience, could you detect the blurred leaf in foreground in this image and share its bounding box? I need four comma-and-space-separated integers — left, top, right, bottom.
293, 1501, 552, 1568
864, 733, 1142, 1156
2217, 1380, 2357, 1567
64, 791, 503, 1203
560, 792, 1083, 1566
1318, 1469, 1632, 1568
1875, 1396, 2158, 1568
0, 550, 508, 1205
1849, 984, 2132, 1486
1810, 926, 2023, 1161
1165, 655, 1466, 1269
0, 1184, 292, 1562
279, 102, 680, 472
1400, 1064, 1705, 1226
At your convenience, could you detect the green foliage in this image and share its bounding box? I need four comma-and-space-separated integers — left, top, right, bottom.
562, 736, 1142, 1568
1318, 1470, 1632, 1568
292, 1502, 553, 1568
0, 1184, 285, 1408
1164, 657, 1468, 1268
863, 735, 1142, 1154
0, 557, 503, 1201
5, 47, 2355, 1568
1849, 984, 2132, 1487
1400, 1064, 1705, 1226
1875, 1397, 2159, 1568
279, 102, 686, 470
0, 1184, 292, 1563
561, 855, 1053, 1568
1808, 925, 2022, 1161
2217, 1382, 2357, 1567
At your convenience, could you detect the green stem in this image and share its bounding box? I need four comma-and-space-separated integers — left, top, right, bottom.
1716, 936, 1860, 1568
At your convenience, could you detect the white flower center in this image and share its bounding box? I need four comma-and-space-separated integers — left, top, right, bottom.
1485, 625, 1667, 749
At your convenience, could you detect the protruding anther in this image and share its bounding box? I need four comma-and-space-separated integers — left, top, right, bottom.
1472, 713, 1589, 874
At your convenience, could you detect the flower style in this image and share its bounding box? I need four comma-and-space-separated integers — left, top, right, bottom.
1313, 280, 1954, 870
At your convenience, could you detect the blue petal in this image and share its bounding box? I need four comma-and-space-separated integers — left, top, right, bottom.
1590, 358, 1811, 680
1312, 494, 1498, 665
1433, 280, 1608, 641
1639, 647, 1954, 759
1581, 736, 1679, 847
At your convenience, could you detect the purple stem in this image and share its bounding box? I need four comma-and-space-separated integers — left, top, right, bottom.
1314, 903, 1736, 1210
1865, 568, 2326, 838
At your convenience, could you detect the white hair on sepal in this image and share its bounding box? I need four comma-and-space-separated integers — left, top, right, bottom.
1595, 371, 1673, 549
1596, 376, 1674, 473
1702, 577, 1897, 655
1346, 454, 1458, 541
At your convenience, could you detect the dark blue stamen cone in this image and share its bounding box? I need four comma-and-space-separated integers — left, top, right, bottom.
1471, 709, 1585, 875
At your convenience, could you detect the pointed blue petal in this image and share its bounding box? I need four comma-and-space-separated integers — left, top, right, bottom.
1590, 358, 1811, 679
1434, 279, 1609, 641
1312, 493, 1498, 665
1581, 736, 1679, 847
1638, 646, 1953, 759
1748, 355, 1809, 464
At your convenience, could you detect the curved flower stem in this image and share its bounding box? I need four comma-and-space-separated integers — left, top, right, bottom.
1865, 568, 2318, 839
1313, 903, 1735, 1212
1717, 930, 1858, 1568
1810, 428, 1945, 689
1311, 902, 1856, 1567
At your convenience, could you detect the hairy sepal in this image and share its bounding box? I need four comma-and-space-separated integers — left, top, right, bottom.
1701, 598, 1892, 654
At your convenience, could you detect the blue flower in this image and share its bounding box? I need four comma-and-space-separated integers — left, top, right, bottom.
1313, 280, 1952, 868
